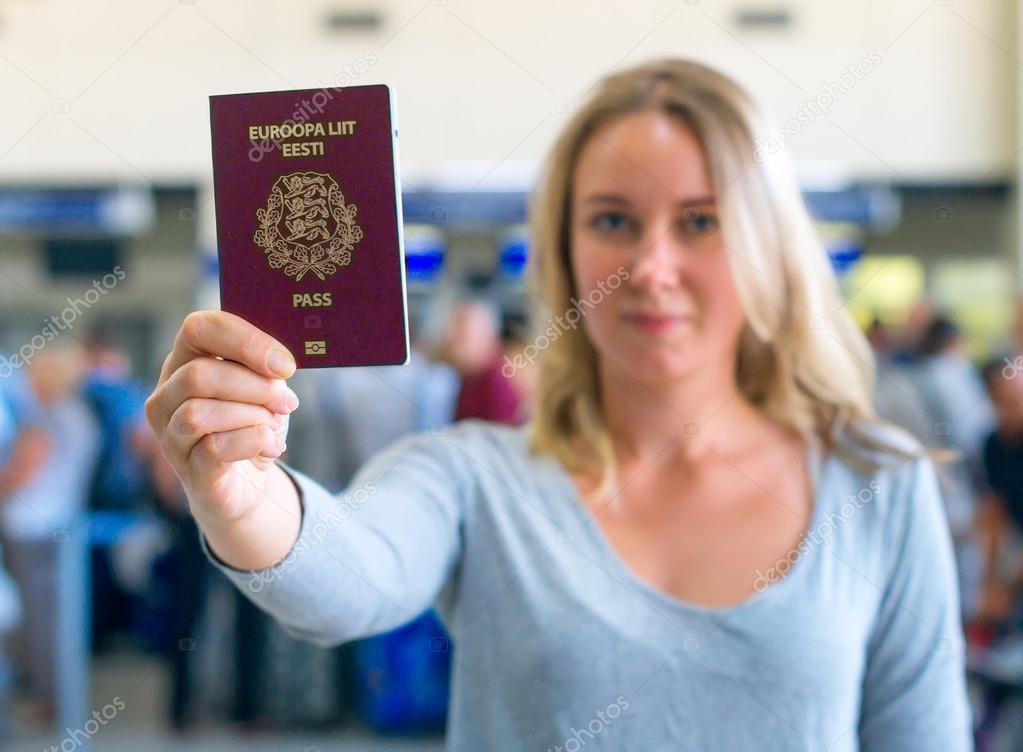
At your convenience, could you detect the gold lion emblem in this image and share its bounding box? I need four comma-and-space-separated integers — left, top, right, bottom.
253, 171, 363, 281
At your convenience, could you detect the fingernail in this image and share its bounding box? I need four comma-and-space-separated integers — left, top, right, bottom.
284, 387, 300, 411
268, 349, 295, 378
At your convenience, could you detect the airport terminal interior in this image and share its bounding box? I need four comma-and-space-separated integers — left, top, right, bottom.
2, 1, 1023, 750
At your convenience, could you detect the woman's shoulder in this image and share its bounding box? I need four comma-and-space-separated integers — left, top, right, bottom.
426, 419, 573, 505
824, 418, 949, 553
827, 417, 930, 483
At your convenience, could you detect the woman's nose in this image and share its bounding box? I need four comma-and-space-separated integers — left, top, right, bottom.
627, 229, 682, 291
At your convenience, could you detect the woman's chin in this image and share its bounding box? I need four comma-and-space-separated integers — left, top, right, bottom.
606, 346, 703, 384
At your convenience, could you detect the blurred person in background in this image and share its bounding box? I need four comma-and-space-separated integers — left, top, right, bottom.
82, 325, 151, 653
971, 356, 1023, 746
865, 316, 894, 357
440, 298, 521, 425
890, 298, 936, 365
907, 316, 995, 619
145, 58, 972, 750
499, 311, 536, 424
139, 417, 286, 732
135, 425, 211, 732
0, 374, 25, 739
867, 315, 934, 446
0, 342, 98, 723
975, 357, 1023, 632
0, 366, 49, 517
82, 324, 149, 512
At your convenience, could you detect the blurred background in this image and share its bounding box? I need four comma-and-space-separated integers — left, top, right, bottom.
1, 0, 1023, 749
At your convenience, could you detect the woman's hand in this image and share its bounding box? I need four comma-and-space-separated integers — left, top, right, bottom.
145, 310, 303, 568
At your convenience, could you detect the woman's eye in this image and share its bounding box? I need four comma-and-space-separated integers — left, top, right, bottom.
590, 212, 633, 234
681, 212, 719, 234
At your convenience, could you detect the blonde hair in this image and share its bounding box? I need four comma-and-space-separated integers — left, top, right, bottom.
526, 57, 935, 504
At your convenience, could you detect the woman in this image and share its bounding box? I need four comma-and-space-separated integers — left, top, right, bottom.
146, 59, 971, 750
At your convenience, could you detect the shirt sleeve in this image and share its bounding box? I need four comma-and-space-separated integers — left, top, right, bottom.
198, 425, 474, 647
857, 455, 973, 751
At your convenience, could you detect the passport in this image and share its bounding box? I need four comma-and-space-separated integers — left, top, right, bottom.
209, 84, 410, 368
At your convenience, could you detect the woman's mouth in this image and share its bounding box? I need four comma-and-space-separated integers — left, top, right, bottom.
620, 312, 691, 335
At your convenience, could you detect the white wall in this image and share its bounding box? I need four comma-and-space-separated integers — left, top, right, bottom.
0, 0, 1015, 186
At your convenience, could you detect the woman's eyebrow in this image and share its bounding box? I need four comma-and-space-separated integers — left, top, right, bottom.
581, 193, 631, 205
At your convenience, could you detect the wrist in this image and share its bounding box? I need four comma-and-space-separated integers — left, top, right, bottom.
192, 463, 303, 572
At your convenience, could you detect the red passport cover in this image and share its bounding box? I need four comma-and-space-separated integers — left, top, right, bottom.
209, 84, 409, 368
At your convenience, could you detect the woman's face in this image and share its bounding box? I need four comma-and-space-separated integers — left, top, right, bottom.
568, 110, 747, 386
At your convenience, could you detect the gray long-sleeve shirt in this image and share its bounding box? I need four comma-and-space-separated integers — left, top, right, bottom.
200, 419, 972, 751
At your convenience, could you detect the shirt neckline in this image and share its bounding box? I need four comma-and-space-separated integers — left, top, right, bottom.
547, 431, 832, 619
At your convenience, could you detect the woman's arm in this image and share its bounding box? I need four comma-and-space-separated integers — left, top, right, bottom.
146, 310, 470, 648
199, 425, 471, 647
973, 492, 1017, 622
857, 456, 972, 751
976, 492, 1006, 577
